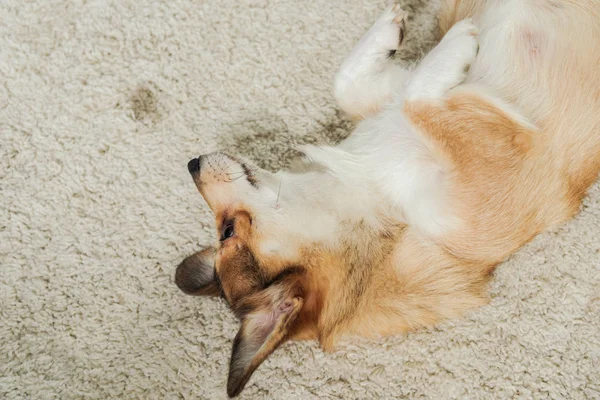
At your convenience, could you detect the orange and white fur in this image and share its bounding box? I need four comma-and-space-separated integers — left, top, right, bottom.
176, 1, 600, 397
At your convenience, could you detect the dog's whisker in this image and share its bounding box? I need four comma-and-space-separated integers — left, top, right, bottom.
274, 178, 283, 208
226, 169, 248, 174
225, 173, 247, 180
225, 175, 245, 183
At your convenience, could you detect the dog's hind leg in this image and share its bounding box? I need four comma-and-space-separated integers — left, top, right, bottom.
334, 4, 411, 121
405, 19, 478, 102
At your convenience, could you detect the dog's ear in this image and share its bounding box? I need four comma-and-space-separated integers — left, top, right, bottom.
227, 271, 304, 397
175, 247, 220, 296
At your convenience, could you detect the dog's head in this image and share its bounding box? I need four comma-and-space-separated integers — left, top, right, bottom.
176, 152, 325, 397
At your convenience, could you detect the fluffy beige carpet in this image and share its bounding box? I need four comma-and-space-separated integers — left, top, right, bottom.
1, 0, 599, 399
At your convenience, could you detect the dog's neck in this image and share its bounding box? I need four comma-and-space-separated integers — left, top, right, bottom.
271, 160, 396, 236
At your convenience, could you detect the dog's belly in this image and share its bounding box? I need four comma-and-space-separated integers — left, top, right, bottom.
467, 0, 600, 191
465, 0, 557, 123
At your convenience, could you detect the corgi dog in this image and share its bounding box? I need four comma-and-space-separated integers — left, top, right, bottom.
176, 0, 600, 397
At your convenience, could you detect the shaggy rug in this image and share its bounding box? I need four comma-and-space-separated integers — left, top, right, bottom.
1, 0, 598, 399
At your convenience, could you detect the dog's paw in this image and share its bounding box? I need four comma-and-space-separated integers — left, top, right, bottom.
336, 4, 408, 90
405, 19, 479, 100
392, 4, 408, 45
440, 18, 479, 69
367, 3, 408, 55
444, 18, 478, 40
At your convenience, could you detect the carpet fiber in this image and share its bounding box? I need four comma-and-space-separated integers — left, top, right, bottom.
1, 0, 599, 399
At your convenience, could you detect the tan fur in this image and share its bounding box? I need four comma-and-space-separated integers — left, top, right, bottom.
439, 0, 485, 37
404, 93, 567, 263
306, 225, 491, 349
282, 220, 491, 350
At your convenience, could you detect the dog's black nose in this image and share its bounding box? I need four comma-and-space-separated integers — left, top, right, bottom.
187, 157, 200, 174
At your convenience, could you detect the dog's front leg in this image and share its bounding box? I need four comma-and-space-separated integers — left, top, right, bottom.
334, 4, 411, 121
349, 20, 479, 238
